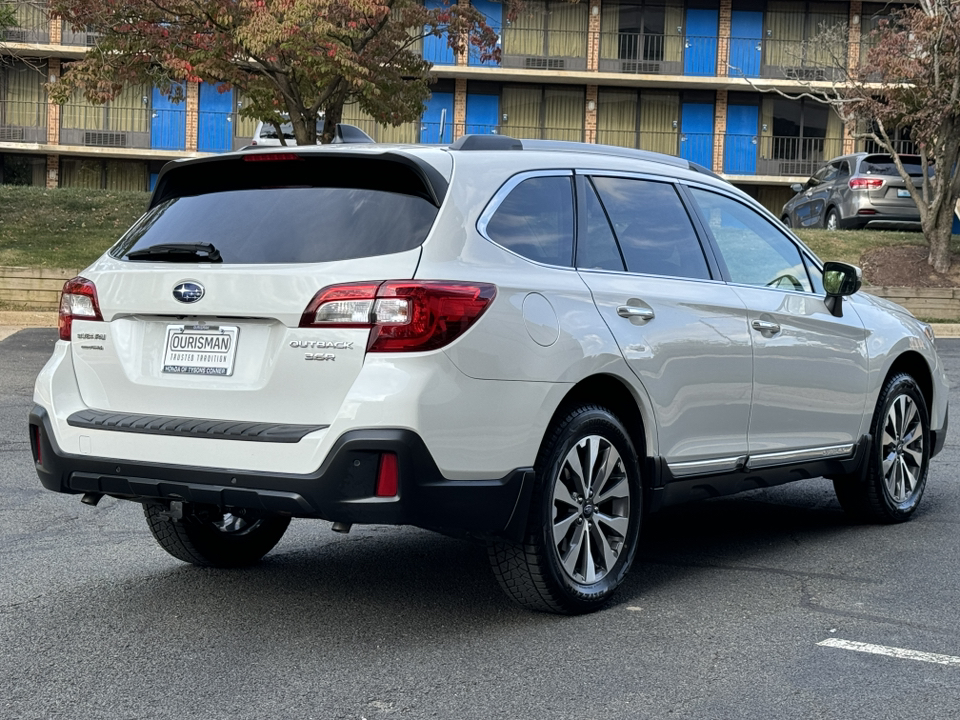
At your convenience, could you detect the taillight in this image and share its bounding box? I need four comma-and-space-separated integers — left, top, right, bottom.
299, 281, 497, 352
849, 177, 885, 190
59, 277, 103, 341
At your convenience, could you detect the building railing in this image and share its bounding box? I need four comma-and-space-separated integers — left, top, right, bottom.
3, 1, 49, 43
755, 36, 848, 81
501, 29, 589, 71
60, 104, 153, 148
598, 32, 684, 75
857, 138, 919, 156
0, 99, 47, 143
725, 135, 844, 177
61, 22, 100, 47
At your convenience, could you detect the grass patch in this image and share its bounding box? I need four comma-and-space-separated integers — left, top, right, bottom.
794, 227, 960, 267
0, 186, 149, 269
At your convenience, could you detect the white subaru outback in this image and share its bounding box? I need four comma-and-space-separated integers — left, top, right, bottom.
30, 134, 948, 614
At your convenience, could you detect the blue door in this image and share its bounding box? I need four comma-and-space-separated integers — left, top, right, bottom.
730, 11, 763, 77
680, 102, 714, 169
469, 0, 502, 66
150, 85, 186, 150
466, 94, 500, 134
684, 9, 718, 76
197, 82, 233, 153
421, 92, 454, 144
724, 105, 758, 174
423, 0, 454, 65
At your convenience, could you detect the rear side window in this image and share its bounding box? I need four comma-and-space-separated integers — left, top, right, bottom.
860, 155, 928, 177
113, 156, 441, 264
590, 176, 710, 280
484, 175, 575, 267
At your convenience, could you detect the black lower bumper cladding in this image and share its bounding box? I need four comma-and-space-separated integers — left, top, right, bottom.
29, 406, 534, 540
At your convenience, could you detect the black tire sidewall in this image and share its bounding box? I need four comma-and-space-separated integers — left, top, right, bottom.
869, 375, 930, 519
532, 407, 642, 610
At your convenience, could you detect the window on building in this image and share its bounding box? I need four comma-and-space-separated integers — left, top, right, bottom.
501, 85, 584, 142
760, 96, 842, 175
596, 88, 679, 155
60, 158, 148, 192
502, 1, 588, 67
0, 61, 47, 142
599, 1, 684, 72
0, 153, 45, 186
763, 1, 847, 78
60, 84, 151, 149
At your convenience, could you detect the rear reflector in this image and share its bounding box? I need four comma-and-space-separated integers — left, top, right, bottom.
857, 208, 879, 215
300, 281, 497, 352
243, 153, 301, 162
849, 177, 885, 190
375, 452, 399, 497
59, 277, 103, 341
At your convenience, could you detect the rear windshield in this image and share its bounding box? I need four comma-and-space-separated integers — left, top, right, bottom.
861, 155, 929, 177
113, 154, 443, 264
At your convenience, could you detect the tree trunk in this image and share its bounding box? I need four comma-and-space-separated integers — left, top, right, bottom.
925, 199, 956, 273
320, 101, 344, 145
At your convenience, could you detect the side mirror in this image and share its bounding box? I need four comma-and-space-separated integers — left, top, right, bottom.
790, 183, 803, 193
822, 261, 862, 317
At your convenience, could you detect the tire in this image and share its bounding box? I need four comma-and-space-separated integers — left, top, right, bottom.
781, 215, 793, 228
144, 503, 291, 567
488, 405, 643, 614
833, 373, 930, 523
825, 207, 842, 231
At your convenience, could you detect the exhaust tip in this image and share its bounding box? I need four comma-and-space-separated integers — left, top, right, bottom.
80, 492, 103, 507
331, 522, 353, 534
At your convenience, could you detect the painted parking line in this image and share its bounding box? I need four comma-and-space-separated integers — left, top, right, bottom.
818, 638, 960, 667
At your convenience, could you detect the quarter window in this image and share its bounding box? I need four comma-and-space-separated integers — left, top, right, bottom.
577, 179, 626, 272
484, 176, 575, 267
590, 176, 710, 280
689, 188, 813, 293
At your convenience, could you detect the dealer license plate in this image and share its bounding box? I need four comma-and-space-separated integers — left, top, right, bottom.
162, 325, 239, 376
897, 189, 911, 198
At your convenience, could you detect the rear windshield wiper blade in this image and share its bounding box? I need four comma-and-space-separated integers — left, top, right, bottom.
127, 242, 222, 263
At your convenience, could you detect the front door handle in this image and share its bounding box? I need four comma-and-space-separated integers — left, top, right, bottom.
618, 305, 655, 321
752, 319, 781, 334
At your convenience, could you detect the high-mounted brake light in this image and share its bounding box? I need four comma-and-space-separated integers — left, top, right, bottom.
59, 277, 103, 341
243, 153, 301, 162
299, 281, 497, 352
849, 177, 885, 190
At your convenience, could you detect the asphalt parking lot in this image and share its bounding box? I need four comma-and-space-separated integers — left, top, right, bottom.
2, 328, 959, 720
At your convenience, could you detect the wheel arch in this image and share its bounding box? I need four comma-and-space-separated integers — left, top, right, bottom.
543, 373, 653, 480
884, 350, 934, 413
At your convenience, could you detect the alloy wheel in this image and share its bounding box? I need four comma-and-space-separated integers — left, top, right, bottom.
881, 394, 924, 503
552, 435, 631, 584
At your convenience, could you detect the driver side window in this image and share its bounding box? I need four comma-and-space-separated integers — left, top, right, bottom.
689, 188, 813, 293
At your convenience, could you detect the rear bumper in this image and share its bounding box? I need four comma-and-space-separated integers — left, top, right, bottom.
29, 406, 534, 541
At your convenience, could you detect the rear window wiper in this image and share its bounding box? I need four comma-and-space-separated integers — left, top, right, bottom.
126, 242, 222, 263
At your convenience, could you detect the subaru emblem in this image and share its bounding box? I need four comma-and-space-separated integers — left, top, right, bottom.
173, 281, 205, 304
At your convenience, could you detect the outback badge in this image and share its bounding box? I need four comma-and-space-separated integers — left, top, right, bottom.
173, 281, 205, 304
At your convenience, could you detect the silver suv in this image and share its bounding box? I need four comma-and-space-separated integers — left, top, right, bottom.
781, 153, 927, 230
31, 134, 948, 614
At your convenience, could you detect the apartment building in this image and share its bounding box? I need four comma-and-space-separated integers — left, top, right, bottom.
0, 0, 903, 213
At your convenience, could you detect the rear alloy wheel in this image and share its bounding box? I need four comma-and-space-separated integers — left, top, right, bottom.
825, 207, 841, 231
144, 503, 291, 567
488, 405, 642, 614
834, 373, 930, 522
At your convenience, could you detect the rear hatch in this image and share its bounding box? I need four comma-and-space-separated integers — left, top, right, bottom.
68, 150, 446, 426
860, 154, 927, 211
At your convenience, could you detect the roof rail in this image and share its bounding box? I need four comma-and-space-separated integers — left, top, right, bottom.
450, 134, 523, 151
520, 139, 690, 169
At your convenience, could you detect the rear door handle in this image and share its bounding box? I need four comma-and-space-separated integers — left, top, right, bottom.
752, 319, 781, 334
617, 305, 655, 321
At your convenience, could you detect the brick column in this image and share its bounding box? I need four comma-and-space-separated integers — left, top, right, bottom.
49, 14, 62, 44
457, 0, 470, 66
186, 81, 199, 151
454, 78, 467, 139
585, 85, 598, 144
46, 58, 61, 146
713, 89, 727, 173
587, 1, 601, 72
46, 155, 59, 189
847, 0, 863, 73
717, 0, 732, 78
